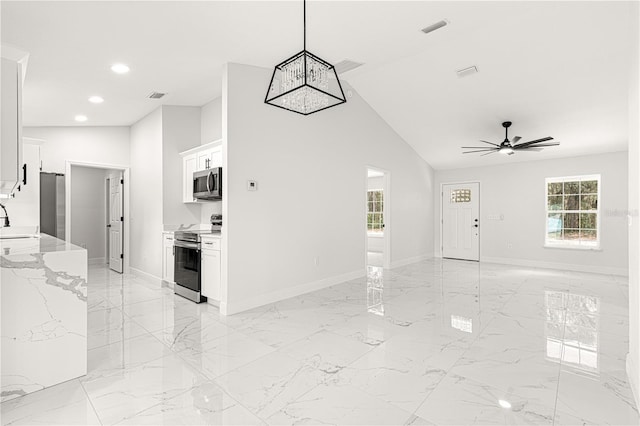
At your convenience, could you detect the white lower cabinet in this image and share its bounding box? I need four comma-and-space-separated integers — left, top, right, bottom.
201, 237, 221, 302
162, 233, 175, 283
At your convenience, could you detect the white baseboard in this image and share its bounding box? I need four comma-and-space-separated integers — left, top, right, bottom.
224, 269, 366, 316
628, 353, 640, 412
88, 257, 106, 265
390, 253, 433, 269
480, 256, 628, 276
129, 267, 163, 285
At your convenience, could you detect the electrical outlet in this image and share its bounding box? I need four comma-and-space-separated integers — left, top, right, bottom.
314, 256, 320, 266
506, 242, 513, 249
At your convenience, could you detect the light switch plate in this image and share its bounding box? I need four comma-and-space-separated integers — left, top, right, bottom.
247, 180, 258, 191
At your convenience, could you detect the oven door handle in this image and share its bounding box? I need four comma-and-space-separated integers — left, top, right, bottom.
174, 240, 200, 250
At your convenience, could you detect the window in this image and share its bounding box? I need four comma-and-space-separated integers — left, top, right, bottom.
450, 189, 471, 203
367, 190, 384, 233
545, 175, 600, 248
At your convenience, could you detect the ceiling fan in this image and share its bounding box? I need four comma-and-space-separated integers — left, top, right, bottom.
462, 121, 559, 156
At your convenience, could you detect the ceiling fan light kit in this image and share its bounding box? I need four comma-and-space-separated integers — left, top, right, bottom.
462, 121, 560, 157
265, 0, 346, 115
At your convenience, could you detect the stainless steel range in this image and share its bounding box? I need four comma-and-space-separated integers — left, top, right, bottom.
173, 230, 214, 303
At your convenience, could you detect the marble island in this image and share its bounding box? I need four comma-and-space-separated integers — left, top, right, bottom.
1, 228, 87, 402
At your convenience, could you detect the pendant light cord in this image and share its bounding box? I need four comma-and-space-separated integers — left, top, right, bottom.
303, 0, 306, 51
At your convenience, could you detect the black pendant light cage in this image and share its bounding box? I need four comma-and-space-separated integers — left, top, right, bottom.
265, 0, 346, 115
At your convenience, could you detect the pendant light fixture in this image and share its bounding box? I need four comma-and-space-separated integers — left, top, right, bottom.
265, 0, 346, 115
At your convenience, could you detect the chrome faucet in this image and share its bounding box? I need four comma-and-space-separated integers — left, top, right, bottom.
0, 203, 10, 227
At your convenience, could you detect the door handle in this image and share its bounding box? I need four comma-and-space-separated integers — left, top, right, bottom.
22, 164, 27, 185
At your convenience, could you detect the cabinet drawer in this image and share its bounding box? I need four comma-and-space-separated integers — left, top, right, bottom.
201, 238, 221, 251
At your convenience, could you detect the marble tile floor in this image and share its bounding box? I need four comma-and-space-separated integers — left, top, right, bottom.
1, 259, 638, 425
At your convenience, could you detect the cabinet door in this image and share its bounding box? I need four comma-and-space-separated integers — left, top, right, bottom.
201, 249, 220, 301
1, 58, 22, 195
183, 154, 197, 203
196, 149, 212, 171
210, 149, 222, 168
162, 235, 175, 282
163, 244, 175, 282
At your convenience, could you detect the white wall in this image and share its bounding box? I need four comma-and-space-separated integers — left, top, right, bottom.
201, 97, 222, 146
222, 63, 434, 315
2, 143, 40, 226
130, 108, 163, 277
162, 106, 201, 226
23, 127, 130, 173
435, 152, 628, 275
69, 166, 118, 261
627, 0, 640, 410
200, 97, 223, 222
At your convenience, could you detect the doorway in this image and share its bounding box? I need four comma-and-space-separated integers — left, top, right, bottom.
366, 167, 390, 269
66, 161, 130, 273
441, 182, 480, 261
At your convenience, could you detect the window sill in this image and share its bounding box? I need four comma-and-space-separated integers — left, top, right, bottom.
543, 244, 601, 251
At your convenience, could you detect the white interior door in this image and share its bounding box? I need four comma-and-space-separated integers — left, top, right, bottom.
442, 182, 479, 261
108, 173, 124, 273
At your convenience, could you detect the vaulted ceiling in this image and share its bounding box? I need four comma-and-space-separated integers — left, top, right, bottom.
2, 1, 635, 169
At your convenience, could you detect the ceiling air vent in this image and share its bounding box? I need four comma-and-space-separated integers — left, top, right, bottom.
456, 66, 479, 78
334, 60, 364, 75
421, 20, 448, 35
147, 91, 167, 99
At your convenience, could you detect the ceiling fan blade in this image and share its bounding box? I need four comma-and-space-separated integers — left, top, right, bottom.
461, 146, 496, 149
480, 151, 497, 156
523, 147, 544, 152
479, 140, 500, 147
517, 142, 560, 148
511, 136, 521, 144
513, 136, 554, 148
463, 149, 498, 154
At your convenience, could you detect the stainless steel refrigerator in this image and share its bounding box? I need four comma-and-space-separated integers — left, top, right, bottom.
40, 172, 65, 239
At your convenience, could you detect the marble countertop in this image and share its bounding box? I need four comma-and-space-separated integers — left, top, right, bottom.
0, 232, 85, 257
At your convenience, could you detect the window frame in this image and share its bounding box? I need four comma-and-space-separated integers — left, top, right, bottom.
544, 174, 601, 250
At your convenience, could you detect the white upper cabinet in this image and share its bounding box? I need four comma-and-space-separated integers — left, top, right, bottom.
197, 147, 222, 171
1, 47, 28, 196
179, 140, 222, 204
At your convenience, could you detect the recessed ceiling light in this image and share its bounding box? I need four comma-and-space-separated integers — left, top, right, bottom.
111, 63, 130, 74
75, 115, 88, 122
88, 96, 104, 104
498, 399, 512, 409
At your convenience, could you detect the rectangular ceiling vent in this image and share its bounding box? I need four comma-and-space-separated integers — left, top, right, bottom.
147, 91, 167, 99
421, 20, 448, 35
334, 59, 364, 75
456, 66, 479, 78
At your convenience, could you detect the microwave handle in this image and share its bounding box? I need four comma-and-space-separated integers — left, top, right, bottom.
206, 171, 212, 193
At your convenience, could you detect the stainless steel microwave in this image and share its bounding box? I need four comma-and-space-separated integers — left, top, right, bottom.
193, 167, 222, 200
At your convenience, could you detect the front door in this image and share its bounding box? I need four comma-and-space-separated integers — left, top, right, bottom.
108, 173, 124, 273
442, 182, 480, 261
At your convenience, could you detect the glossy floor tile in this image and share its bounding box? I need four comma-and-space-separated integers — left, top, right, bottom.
1, 260, 638, 425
